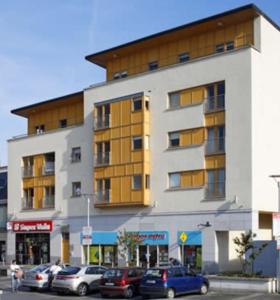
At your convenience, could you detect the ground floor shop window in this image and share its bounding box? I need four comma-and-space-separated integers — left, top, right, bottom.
84, 245, 117, 267
16, 233, 50, 265
181, 245, 202, 271
138, 245, 169, 268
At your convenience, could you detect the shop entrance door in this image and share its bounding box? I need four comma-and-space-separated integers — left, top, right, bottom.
138, 245, 158, 268
62, 232, 70, 264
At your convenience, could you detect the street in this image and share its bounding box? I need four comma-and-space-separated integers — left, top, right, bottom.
0, 278, 278, 300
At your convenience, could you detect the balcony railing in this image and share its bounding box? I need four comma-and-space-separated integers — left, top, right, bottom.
22, 166, 34, 178
95, 190, 111, 204
94, 152, 110, 166
205, 182, 225, 199
94, 114, 110, 130
42, 162, 55, 175
22, 197, 34, 210
204, 94, 225, 113
43, 196, 55, 208
205, 138, 225, 155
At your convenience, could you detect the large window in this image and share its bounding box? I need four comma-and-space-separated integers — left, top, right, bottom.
206, 126, 225, 154
95, 104, 110, 129
96, 142, 110, 165
169, 173, 181, 188
206, 168, 225, 198
96, 179, 110, 203
205, 82, 225, 112
44, 186, 55, 208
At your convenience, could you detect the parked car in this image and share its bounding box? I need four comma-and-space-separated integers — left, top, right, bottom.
140, 267, 209, 299
52, 265, 107, 296
99, 267, 144, 298
22, 263, 70, 291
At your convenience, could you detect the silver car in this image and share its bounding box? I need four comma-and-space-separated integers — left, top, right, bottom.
22, 264, 51, 290
52, 265, 107, 296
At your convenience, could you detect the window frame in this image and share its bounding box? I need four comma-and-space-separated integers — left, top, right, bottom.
169, 92, 180, 109
71, 147, 81, 163
132, 97, 142, 112
72, 182, 81, 197
169, 173, 181, 189
132, 136, 143, 150
132, 175, 142, 190
169, 132, 180, 148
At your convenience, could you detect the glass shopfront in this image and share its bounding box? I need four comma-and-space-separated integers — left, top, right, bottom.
178, 231, 202, 271
16, 233, 50, 265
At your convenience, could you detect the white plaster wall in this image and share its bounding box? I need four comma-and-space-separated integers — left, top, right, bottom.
251, 16, 280, 213
85, 48, 253, 215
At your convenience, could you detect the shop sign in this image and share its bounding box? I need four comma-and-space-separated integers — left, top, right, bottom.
128, 231, 169, 245
82, 226, 93, 245
177, 231, 202, 245
13, 220, 53, 232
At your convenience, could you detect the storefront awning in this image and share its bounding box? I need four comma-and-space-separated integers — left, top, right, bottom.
178, 231, 202, 245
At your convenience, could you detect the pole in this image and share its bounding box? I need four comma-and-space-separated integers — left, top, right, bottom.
278, 182, 280, 293
87, 197, 90, 265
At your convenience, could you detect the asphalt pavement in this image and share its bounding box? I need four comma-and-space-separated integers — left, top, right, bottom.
0, 278, 278, 300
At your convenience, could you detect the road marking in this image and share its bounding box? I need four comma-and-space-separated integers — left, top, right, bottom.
231, 293, 262, 300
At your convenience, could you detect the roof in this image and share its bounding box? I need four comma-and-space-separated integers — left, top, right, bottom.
85, 4, 279, 68
11, 91, 83, 118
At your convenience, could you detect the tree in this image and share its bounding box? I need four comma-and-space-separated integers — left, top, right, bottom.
117, 229, 142, 267
233, 230, 267, 274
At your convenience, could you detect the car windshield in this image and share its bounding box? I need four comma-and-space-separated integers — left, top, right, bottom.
30, 265, 49, 273
104, 269, 124, 278
58, 266, 81, 275
144, 269, 164, 278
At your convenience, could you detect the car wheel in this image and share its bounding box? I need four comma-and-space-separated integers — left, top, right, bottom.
125, 287, 134, 299
166, 288, 175, 299
56, 291, 65, 295
29, 287, 37, 292
200, 283, 208, 295
77, 283, 88, 296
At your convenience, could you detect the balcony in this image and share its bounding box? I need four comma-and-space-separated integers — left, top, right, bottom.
205, 138, 225, 155
94, 152, 110, 166
94, 114, 110, 130
204, 94, 225, 113
43, 196, 55, 209
22, 166, 34, 178
205, 181, 225, 199
22, 197, 34, 210
95, 190, 111, 205
42, 162, 55, 176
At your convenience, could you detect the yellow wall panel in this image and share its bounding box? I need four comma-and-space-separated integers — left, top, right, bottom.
131, 124, 142, 136
111, 140, 120, 165
121, 176, 131, 203
205, 154, 225, 169
121, 100, 131, 126
205, 111, 225, 127
111, 177, 121, 203
131, 111, 143, 124
131, 190, 142, 203
133, 163, 143, 174
121, 126, 130, 137
111, 102, 121, 127
131, 150, 142, 163
180, 131, 192, 146
114, 165, 125, 176
104, 166, 114, 177
180, 91, 192, 106
121, 138, 131, 164
192, 128, 205, 145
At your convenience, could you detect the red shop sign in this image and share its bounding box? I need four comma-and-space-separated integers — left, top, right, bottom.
13, 220, 53, 233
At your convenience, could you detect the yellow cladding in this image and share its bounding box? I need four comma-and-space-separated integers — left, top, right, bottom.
28, 97, 83, 135
180, 170, 205, 188
205, 154, 225, 169
107, 20, 253, 80
93, 95, 150, 207
180, 128, 205, 146
22, 153, 55, 209
180, 86, 206, 106
205, 111, 225, 127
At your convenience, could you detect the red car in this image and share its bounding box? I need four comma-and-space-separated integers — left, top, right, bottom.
99, 268, 144, 298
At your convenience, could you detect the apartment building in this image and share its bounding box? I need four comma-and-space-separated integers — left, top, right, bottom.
7, 4, 280, 272
0, 167, 7, 263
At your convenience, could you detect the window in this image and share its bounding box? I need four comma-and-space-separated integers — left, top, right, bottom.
226, 41, 234, 51
169, 93, 180, 108
145, 99, 149, 110
59, 119, 67, 128
120, 71, 128, 78
169, 132, 180, 147
23, 188, 34, 209
148, 61, 158, 71
132, 97, 142, 111
72, 182, 81, 197
35, 124, 45, 134
95, 104, 110, 129
169, 173, 181, 188
44, 186, 55, 208
178, 52, 189, 63
206, 126, 225, 154
133, 175, 142, 189
113, 72, 120, 80
96, 142, 110, 165
96, 179, 110, 203
71, 147, 81, 163
145, 175, 150, 189
132, 136, 142, 150
205, 82, 225, 112
215, 44, 224, 53
206, 168, 225, 198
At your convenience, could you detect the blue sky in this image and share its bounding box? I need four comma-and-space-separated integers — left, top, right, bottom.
0, 0, 280, 165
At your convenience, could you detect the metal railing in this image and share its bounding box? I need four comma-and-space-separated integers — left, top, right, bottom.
43, 196, 55, 208
42, 162, 55, 175
204, 94, 225, 113
205, 138, 225, 155
94, 114, 110, 130
22, 197, 34, 210
94, 152, 110, 166
95, 190, 111, 204
22, 166, 34, 178
205, 182, 225, 198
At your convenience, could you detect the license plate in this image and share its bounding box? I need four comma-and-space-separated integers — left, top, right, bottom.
105, 282, 114, 286
147, 280, 156, 284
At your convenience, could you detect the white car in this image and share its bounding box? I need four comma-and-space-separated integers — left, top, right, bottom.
52, 265, 107, 296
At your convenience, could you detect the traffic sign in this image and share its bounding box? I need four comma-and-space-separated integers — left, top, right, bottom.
179, 232, 188, 244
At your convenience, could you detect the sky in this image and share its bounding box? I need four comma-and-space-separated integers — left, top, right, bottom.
1, 0, 280, 166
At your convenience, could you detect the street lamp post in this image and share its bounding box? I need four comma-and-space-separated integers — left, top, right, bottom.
269, 175, 280, 292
